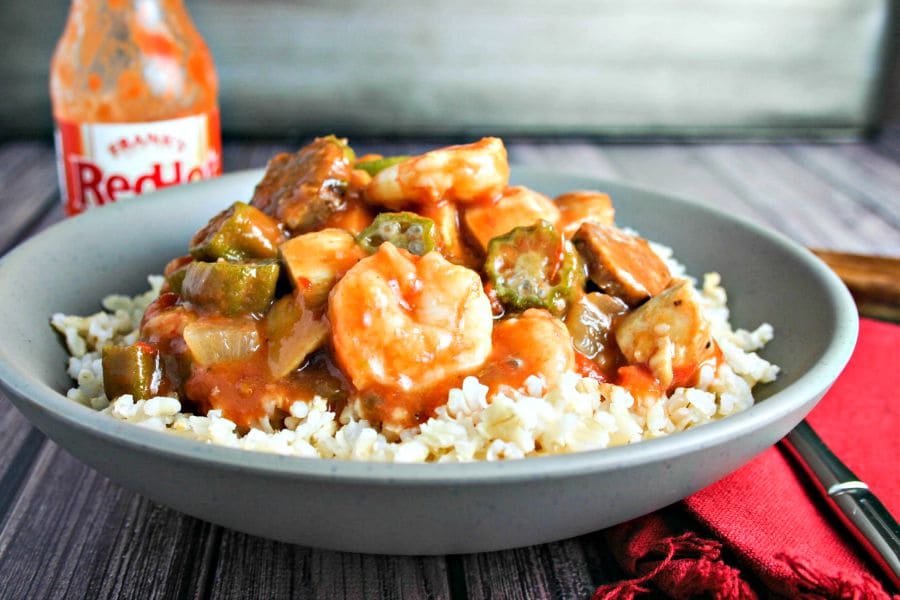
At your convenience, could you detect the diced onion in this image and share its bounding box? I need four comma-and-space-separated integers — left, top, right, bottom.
183, 319, 261, 366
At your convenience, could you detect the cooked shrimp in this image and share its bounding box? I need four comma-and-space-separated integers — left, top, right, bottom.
615, 280, 713, 389
365, 137, 509, 208
329, 242, 493, 400
480, 309, 575, 391
462, 185, 561, 252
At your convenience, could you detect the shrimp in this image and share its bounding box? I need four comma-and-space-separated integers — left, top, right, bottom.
480, 308, 575, 391
365, 137, 509, 209
615, 280, 713, 390
462, 185, 561, 252
329, 243, 493, 422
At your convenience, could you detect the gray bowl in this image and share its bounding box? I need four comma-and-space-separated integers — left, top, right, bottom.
0, 169, 857, 555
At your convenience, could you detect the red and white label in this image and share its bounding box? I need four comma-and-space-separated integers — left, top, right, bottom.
54, 111, 222, 216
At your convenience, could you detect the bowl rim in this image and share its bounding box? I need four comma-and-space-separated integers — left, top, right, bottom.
0, 167, 859, 485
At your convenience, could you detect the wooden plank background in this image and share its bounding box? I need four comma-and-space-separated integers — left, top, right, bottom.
1, 0, 896, 138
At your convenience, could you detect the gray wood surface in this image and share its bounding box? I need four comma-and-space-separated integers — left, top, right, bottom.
0, 136, 897, 599
2, 0, 896, 138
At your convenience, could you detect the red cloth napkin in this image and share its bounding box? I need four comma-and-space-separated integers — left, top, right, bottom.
595, 318, 900, 599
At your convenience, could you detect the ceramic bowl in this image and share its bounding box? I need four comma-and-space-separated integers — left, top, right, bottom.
0, 169, 857, 554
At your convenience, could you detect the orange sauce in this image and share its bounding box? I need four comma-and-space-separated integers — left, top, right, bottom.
478, 344, 538, 394
575, 351, 608, 382
354, 378, 465, 428
616, 364, 663, 397
185, 352, 275, 425
614, 339, 720, 397
140, 292, 179, 330
184, 348, 350, 428
130, 174, 718, 432
321, 197, 375, 235
671, 364, 700, 390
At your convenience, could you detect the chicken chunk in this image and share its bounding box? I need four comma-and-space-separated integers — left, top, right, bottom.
279, 228, 366, 309
555, 191, 615, 238
572, 223, 671, 306
250, 136, 353, 233
463, 186, 560, 252
614, 281, 713, 389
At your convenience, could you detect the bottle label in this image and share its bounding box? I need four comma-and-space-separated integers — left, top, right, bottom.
54, 111, 223, 216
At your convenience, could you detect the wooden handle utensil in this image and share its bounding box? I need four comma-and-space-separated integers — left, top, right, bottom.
811, 250, 900, 322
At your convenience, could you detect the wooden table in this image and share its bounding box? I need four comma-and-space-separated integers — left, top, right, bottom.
0, 134, 898, 599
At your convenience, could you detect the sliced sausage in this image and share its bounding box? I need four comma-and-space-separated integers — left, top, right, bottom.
572, 222, 671, 306
250, 136, 352, 233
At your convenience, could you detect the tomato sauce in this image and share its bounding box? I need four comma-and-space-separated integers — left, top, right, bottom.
575, 351, 609, 382
616, 364, 663, 397
613, 339, 721, 397
184, 348, 350, 429
185, 353, 277, 426
354, 378, 464, 428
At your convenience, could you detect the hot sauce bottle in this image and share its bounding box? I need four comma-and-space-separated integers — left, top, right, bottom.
50, 0, 222, 216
